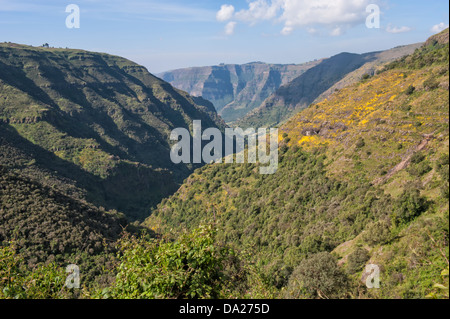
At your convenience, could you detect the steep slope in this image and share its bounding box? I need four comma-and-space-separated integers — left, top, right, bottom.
239, 43, 421, 128
0, 43, 225, 220
158, 61, 321, 123
146, 31, 449, 298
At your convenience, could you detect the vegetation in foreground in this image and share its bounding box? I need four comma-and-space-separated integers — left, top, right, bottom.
0, 30, 448, 299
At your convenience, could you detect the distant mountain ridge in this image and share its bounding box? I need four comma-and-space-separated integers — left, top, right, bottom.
158, 61, 321, 123
238, 43, 422, 128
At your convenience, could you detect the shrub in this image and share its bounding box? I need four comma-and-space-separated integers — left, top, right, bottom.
408, 161, 432, 177
411, 153, 426, 164
405, 85, 416, 95
355, 137, 366, 149
423, 78, 440, 90
363, 220, 391, 245
347, 248, 370, 274
284, 252, 348, 299
104, 225, 233, 299
393, 189, 428, 225
0, 243, 67, 299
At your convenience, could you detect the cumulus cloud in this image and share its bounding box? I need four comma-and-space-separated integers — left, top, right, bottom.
235, 0, 280, 24
224, 21, 237, 35
431, 22, 449, 34
217, 0, 378, 36
216, 4, 235, 22
279, 0, 373, 28
386, 24, 412, 34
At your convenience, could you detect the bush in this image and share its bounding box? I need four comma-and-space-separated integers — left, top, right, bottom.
363, 220, 391, 245
405, 85, 416, 95
103, 225, 234, 299
0, 243, 67, 299
410, 153, 426, 164
347, 248, 370, 274
284, 252, 348, 299
423, 78, 440, 90
408, 161, 432, 177
393, 189, 429, 225
355, 137, 366, 149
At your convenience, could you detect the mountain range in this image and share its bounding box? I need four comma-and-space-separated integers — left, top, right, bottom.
0, 29, 448, 299
158, 61, 321, 123
160, 44, 421, 127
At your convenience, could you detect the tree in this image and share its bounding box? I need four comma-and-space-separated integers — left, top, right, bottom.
103, 225, 235, 299
284, 252, 349, 299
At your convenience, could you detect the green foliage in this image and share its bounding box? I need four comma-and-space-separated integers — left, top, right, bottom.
0, 43, 225, 221
103, 225, 233, 299
347, 248, 370, 274
362, 220, 392, 246
405, 85, 416, 95
0, 167, 123, 278
423, 77, 440, 90
382, 37, 449, 71
436, 153, 449, 200
284, 252, 349, 299
0, 31, 448, 300
393, 189, 429, 226
427, 268, 449, 299
0, 243, 67, 299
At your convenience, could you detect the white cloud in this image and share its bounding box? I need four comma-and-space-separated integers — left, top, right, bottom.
386, 24, 412, 34
431, 22, 449, 34
280, 0, 373, 27
216, 4, 235, 22
224, 21, 237, 35
330, 27, 343, 36
217, 0, 379, 36
235, 0, 280, 24
281, 25, 294, 35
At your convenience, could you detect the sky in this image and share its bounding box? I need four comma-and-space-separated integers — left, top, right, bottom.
0, 0, 449, 74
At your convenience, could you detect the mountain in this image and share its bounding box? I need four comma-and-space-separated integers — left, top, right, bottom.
0, 43, 225, 221
238, 43, 422, 128
145, 30, 449, 298
158, 61, 321, 123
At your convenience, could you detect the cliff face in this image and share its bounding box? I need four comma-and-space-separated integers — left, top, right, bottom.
238, 43, 422, 128
158, 61, 321, 123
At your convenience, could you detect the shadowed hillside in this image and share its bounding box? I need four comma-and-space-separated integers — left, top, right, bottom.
0, 43, 225, 220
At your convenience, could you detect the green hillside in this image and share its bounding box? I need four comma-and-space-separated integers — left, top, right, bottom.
0, 43, 225, 221
0, 30, 448, 299
239, 43, 421, 129
145, 30, 449, 299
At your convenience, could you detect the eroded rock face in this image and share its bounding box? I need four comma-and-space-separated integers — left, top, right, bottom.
158, 61, 321, 123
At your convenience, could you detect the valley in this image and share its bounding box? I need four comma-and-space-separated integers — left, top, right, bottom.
0, 29, 448, 300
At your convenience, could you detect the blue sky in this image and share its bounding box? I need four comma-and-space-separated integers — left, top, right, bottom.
0, 0, 448, 73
